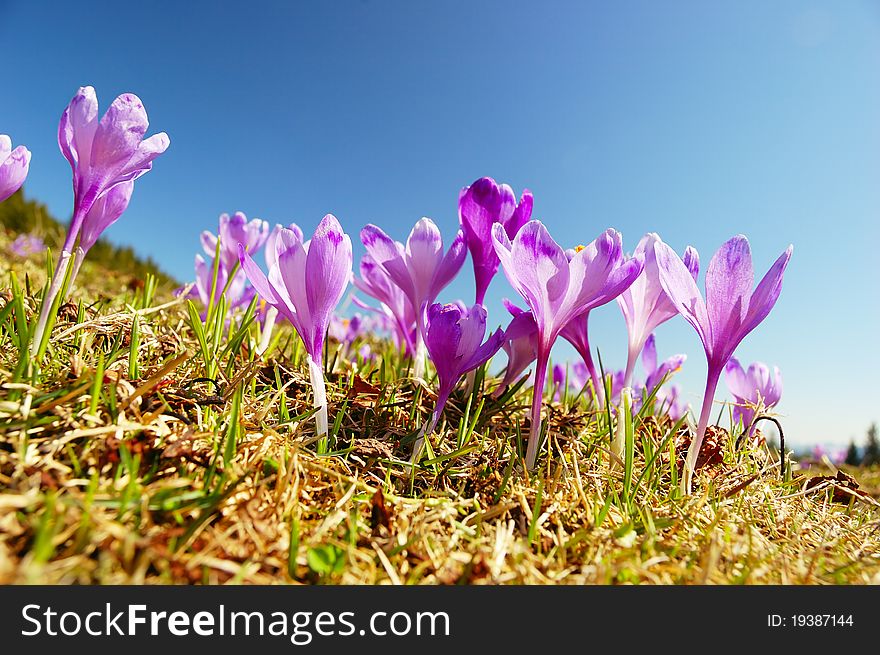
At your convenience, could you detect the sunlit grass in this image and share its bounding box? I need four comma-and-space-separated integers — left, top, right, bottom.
1, 233, 878, 585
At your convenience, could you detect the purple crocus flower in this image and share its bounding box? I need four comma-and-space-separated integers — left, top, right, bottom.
33, 86, 169, 355
617, 233, 699, 387
654, 235, 793, 492
724, 357, 783, 437
0, 135, 31, 203
639, 334, 688, 420
458, 177, 533, 304
239, 214, 353, 439
492, 221, 643, 469
353, 254, 417, 354
189, 253, 255, 318
552, 361, 590, 402
360, 218, 466, 377
201, 212, 270, 272
492, 300, 539, 398
413, 301, 504, 461
9, 234, 45, 258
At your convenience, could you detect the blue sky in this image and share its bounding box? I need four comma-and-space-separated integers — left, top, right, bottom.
2, 1, 878, 447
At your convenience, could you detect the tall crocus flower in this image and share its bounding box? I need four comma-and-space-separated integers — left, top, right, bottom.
257, 222, 302, 354
654, 235, 793, 493
724, 357, 783, 437
239, 215, 353, 440
617, 233, 699, 387
0, 135, 31, 203
458, 177, 533, 304
492, 222, 643, 469
492, 300, 538, 398
413, 301, 504, 461
201, 211, 271, 272
360, 218, 466, 377
33, 86, 169, 355
353, 254, 417, 354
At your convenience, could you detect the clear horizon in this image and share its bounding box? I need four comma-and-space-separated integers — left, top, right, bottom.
2, 0, 878, 447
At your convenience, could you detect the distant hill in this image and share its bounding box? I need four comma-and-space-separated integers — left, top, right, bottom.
0, 189, 179, 288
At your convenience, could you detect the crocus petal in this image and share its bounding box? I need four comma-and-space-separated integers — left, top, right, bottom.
724, 357, 749, 398
79, 180, 134, 251
405, 218, 444, 303
654, 239, 712, 356
115, 132, 170, 181
739, 245, 794, 339
238, 243, 280, 306
492, 220, 569, 336
304, 214, 353, 356
0, 144, 31, 204
90, 93, 149, 181
505, 190, 533, 239
361, 224, 415, 300
429, 229, 467, 300
642, 333, 658, 375
705, 235, 754, 358
58, 86, 99, 175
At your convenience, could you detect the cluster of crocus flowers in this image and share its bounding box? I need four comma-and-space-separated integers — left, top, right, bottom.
239, 214, 353, 441
187, 212, 270, 321
0, 135, 31, 204
724, 357, 783, 437
32, 86, 170, 356
655, 235, 792, 493
9, 234, 45, 258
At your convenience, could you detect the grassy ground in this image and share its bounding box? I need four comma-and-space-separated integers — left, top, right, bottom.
1, 232, 879, 585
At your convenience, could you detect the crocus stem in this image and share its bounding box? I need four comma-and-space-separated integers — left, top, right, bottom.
682, 367, 722, 494
412, 330, 427, 379
526, 348, 549, 470
31, 249, 73, 358
410, 392, 447, 464
257, 306, 278, 356
307, 354, 329, 447
622, 347, 638, 389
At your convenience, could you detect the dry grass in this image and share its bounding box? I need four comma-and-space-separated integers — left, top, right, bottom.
1, 234, 879, 585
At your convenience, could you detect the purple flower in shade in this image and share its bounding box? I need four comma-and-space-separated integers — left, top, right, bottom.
458, 177, 533, 304
328, 313, 368, 348
655, 235, 793, 492
617, 233, 699, 387
724, 357, 783, 437
201, 212, 271, 272
188, 253, 254, 318
33, 86, 169, 356
552, 361, 590, 403
412, 301, 505, 461
353, 254, 417, 354
257, 222, 302, 355
0, 135, 31, 203
492, 221, 643, 469
9, 234, 45, 258
639, 334, 688, 421
360, 218, 466, 377
239, 214, 353, 440
492, 300, 539, 398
